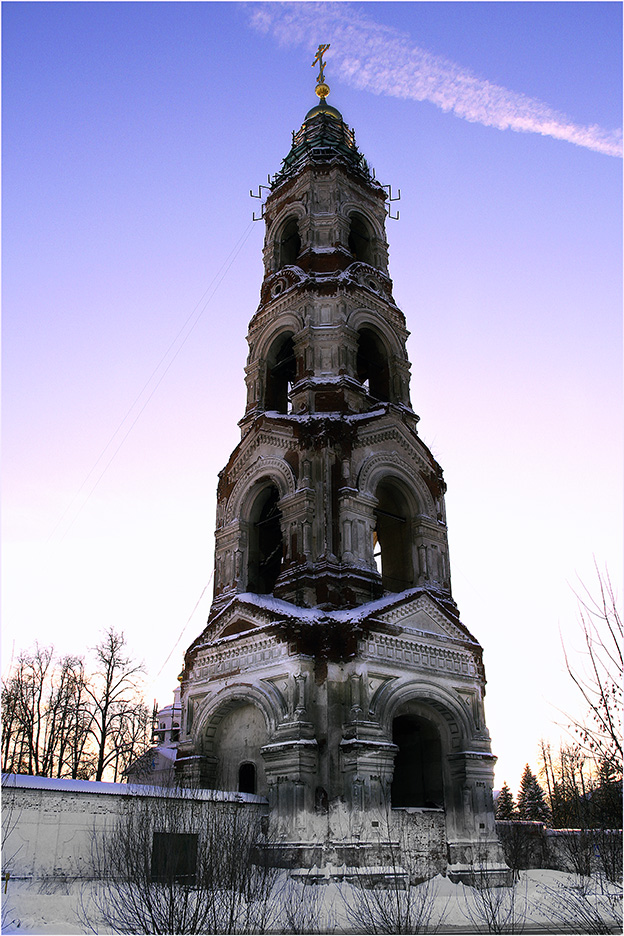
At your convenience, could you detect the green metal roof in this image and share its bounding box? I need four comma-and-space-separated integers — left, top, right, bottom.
272, 104, 375, 188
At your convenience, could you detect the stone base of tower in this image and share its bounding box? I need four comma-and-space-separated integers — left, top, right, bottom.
258, 808, 511, 887
262, 805, 448, 879
446, 839, 513, 886
179, 589, 511, 886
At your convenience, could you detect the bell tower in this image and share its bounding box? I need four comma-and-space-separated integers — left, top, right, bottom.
177, 52, 508, 882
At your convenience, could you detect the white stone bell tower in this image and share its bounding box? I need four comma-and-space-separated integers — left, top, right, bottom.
177, 52, 508, 882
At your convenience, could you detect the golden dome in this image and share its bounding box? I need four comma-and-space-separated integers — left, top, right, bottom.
305, 100, 343, 121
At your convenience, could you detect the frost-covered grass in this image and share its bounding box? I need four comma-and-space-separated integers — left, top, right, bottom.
2, 869, 622, 934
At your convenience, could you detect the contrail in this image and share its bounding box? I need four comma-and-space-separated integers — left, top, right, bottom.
249, 3, 622, 158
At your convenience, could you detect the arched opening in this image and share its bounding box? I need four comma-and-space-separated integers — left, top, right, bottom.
315, 786, 329, 814
238, 762, 256, 794
357, 328, 391, 401
348, 212, 375, 265
391, 714, 444, 808
277, 216, 301, 267
374, 480, 414, 592
248, 484, 283, 595
209, 702, 269, 796
265, 332, 296, 413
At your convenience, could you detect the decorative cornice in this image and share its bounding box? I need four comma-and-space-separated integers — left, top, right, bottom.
361, 631, 478, 678
188, 632, 289, 685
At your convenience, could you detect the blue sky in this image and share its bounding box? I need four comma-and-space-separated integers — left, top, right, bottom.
3, 1, 622, 793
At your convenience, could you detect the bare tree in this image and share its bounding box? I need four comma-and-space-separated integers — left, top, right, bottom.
83, 628, 146, 782
461, 859, 528, 935
340, 799, 448, 934
539, 739, 622, 885
1, 630, 150, 782
1, 776, 24, 932
539, 740, 594, 827
61, 657, 96, 779
107, 701, 152, 783
272, 870, 339, 934
79, 789, 280, 934
563, 565, 622, 780
553, 565, 623, 891
1, 671, 23, 774
344, 872, 444, 935
1, 645, 58, 775
42, 654, 89, 778
537, 873, 622, 935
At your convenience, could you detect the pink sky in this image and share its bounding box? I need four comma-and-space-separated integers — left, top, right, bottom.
3, 2, 621, 794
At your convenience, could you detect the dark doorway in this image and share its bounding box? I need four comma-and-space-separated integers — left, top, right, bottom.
391, 714, 444, 808
238, 762, 256, 794
357, 328, 390, 402
278, 217, 301, 267
266, 333, 296, 413
151, 831, 198, 884
248, 485, 283, 595
349, 213, 374, 265
374, 481, 414, 592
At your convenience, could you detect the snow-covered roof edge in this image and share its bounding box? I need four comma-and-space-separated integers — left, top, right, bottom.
232, 586, 463, 627
1, 773, 267, 804
200, 587, 477, 641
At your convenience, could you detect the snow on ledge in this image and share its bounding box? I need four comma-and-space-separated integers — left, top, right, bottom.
1, 773, 267, 805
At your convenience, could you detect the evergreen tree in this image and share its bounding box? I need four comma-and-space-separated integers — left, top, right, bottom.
495, 781, 517, 819
517, 764, 550, 822
590, 758, 623, 830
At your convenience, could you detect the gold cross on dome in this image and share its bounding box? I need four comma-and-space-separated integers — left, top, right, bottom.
312, 44, 330, 84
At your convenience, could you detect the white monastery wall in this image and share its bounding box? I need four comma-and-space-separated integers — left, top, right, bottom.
1, 774, 267, 881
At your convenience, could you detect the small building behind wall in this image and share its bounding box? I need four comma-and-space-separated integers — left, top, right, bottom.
1, 773, 268, 881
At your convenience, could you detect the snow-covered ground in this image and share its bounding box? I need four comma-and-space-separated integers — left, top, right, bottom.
2, 869, 621, 934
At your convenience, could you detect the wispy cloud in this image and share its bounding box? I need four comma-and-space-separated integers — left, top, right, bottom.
249, 3, 622, 158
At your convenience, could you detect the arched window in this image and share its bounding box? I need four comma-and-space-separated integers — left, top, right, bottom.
348, 212, 374, 265
277, 216, 301, 267
248, 484, 283, 595
391, 714, 444, 808
238, 762, 256, 795
315, 786, 329, 814
265, 333, 296, 413
357, 328, 391, 402
374, 480, 414, 592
